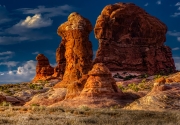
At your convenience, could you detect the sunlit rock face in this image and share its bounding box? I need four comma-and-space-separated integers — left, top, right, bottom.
94, 3, 176, 75
32, 54, 54, 82
54, 12, 93, 88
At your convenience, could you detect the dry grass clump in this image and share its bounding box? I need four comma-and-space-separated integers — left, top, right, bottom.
0, 105, 179, 125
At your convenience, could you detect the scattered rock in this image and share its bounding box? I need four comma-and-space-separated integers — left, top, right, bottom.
25, 88, 67, 106
94, 3, 175, 75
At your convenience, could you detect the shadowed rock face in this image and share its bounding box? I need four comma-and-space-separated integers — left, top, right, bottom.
52, 40, 66, 79
33, 54, 54, 81
94, 3, 175, 75
0, 95, 6, 103
54, 12, 93, 88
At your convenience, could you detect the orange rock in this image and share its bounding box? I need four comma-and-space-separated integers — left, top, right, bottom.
155, 77, 166, 84
33, 54, 54, 82
94, 3, 175, 75
54, 12, 93, 88
80, 63, 120, 97
52, 40, 66, 79
50, 63, 124, 108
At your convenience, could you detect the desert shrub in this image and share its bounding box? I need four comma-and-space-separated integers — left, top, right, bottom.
139, 74, 148, 78
128, 83, 139, 92
29, 83, 43, 90
0, 101, 12, 107
31, 103, 40, 107
123, 75, 137, 81
118, 85, 125, 91
113, 73, 124, 79
154, 74, 162, 79
79, 105, 91, 111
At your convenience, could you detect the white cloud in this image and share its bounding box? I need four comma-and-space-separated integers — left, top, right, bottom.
0, 5, 11, 24
173, 57, 180, 60
0, 60, 36, 83
32, 51, 39, 55
175, 2, 180, 6
171, 12, 180, 17
167, 31, 180, 42
0, 51, 14, 56
17, 5, 75, 18
167, 31, 180, 36
177, 37, 180, 41
178, 7, 180, 10
172, 47, 180, 50
0, 61, 19, 67
0, 36, 28, 45
144, 3, 149, 6
173, 56, 180, 70
156, 0, 161, 5
16, 14, 52, 28
0, 56, 12, 60
44, 50, 55, 56
175, 63, 180, 70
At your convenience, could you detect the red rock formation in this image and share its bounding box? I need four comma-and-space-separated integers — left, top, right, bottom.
51, 63, 124, 108
54, 12, 93, 88
52, 40, 66, 79
80, 63, 120, 97
33, 54, 54, 82
94, 3, 175, 75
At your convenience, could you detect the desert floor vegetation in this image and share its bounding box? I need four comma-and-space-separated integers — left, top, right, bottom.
0, 105, 179, 125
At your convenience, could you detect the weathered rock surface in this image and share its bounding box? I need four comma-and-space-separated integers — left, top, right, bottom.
80, 63, 120, 97
51, 63, 124, 108
52, 40, 66, 79
0, 95, 6, 103
94, 3, 175, 75
54, 12, 93, 88
25, 88, 67, 106
33, 54, 54, 82
125, 77, 180, 111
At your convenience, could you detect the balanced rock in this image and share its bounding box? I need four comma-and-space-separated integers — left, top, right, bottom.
94, 3, 175, 75
33, 54, 54, 82
54, 12, 93, 88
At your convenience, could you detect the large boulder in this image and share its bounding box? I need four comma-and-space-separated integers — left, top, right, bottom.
54, 12, 93, 88
94, 3, 175, 75
32, 54, 54, 82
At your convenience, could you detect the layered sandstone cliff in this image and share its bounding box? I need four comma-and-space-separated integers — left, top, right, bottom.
94, 3, 175, 75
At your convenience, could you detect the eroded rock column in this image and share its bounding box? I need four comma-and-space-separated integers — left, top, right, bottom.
54, 12, 93, 88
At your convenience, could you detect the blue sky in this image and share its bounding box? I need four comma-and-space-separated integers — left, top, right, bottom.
0, 0, 180, 83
